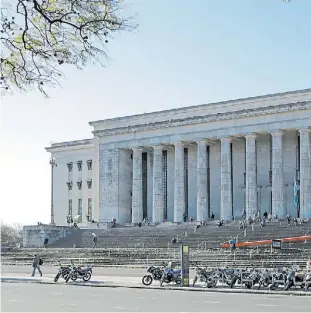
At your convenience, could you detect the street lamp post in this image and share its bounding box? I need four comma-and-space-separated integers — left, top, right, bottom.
50, 158, 57, 225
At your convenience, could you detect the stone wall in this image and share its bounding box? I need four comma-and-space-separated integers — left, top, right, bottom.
23, 225, 72, 248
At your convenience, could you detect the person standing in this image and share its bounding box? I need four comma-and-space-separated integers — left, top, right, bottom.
31, 254, 42, 277
92, 233, 97, 248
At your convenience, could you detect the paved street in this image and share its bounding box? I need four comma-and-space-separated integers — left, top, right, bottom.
2, 283, 311, 312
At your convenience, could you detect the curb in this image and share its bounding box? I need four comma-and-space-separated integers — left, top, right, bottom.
1, 278, 310, 296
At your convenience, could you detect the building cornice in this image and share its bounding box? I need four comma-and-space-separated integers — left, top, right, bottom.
45, 138, 94, 152
89, 89, 311, 127
93, 101, 311, 137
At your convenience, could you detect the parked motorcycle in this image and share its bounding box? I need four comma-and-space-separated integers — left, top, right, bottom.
214, 268, 235, 286
160, 267, 181, 287
54, 263, 71, 282
192, 266, 217, 288
269, 269, 288, 290
142, 266, 164, 286
243, 269, 260, 289
285, 270, 311, 290
257, 270, 272, 290
229, 269, 244, 288
65, 265, 92, 283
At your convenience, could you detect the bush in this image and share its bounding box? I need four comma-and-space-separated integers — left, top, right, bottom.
1, 221, 22, 246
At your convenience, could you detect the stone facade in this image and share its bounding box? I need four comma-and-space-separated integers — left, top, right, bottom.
46, 89, 311, 225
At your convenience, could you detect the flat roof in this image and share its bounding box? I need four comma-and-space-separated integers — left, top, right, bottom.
89, 88, 311, 126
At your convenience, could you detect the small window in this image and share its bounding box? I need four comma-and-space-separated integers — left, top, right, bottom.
77, 180, 82, 190
87, 160, 92, 170
67, 162, 73, 172
87, 179, 92, 189
68, 199, 72, 217
66, 181, 73, 190
87, 198, 92, 222
77, 161, 82, 171
78, 199, 82, 216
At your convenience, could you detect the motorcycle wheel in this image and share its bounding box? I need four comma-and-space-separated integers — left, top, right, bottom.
175, 276, 181, 285
202, 277, 208, 288
83, 272, 91, 282
229, 280, 236, 289
71, 274, 78, 281
54, 273, 61, 283
65, 274, 71, 283
142, 275, 153, 286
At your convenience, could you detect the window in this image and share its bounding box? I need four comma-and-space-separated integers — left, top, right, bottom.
77, 180, 82, 190
66, 181, 73, 190
77, 161, 82, 171
78, 199, 82, 216
87, 160, 92, 170
67, 162, 73, 172
87, 198, 92, 222
68, 199, 72, 217
87, 179, 92, 189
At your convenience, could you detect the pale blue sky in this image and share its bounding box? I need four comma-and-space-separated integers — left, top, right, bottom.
1, 0, 310, 225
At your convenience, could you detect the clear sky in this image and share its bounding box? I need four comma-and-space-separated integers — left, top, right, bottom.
0, 0, 310, 225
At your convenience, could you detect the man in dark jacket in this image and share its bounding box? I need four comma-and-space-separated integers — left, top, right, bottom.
31, 254, 42, 277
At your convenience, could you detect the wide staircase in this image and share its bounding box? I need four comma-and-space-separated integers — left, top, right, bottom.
2, 247, 310, 269
47, 220, 311, 250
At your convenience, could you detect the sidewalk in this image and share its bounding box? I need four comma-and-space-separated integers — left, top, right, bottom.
1, 273, 311, 296
1, 273, 139, 287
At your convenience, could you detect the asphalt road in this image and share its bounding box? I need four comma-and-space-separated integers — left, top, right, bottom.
2, 283, 311, 312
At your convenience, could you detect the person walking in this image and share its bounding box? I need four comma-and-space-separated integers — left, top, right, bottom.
92, 233, 97, 248
31, 254, 42, 277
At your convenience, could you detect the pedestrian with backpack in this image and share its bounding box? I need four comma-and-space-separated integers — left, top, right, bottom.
31, 254, 43, 277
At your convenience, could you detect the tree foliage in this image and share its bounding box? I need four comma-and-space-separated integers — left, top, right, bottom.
1, 221, 23, 246
0, 0, 136, 96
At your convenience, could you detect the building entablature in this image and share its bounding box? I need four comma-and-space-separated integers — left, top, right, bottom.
45, 138, 94, 153
93, 101, 311, 138
90, 89, 311, 133
99, 125, 311, 152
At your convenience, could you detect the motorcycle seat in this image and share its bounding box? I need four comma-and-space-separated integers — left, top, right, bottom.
79, 267, 91, 271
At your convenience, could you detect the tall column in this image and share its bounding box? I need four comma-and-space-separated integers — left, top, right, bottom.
196, 140, 208, 221
299, 128, 311, 218
174, 142, 185, 222
245, 134, 257, 217
152, 146, 163, 223
132, 148, 143, 223
147, 150, 153, 221
220, 137, 232, 221
271, 131, 285, 218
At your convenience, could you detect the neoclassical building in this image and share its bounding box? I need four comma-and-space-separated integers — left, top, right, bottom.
46, 89, 311, 226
